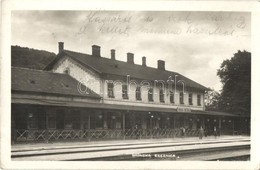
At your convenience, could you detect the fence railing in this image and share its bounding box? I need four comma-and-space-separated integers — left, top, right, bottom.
14, 128, 199, 143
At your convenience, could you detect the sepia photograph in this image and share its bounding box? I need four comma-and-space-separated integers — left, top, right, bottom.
10, 10, 251, 161
1, 0, 260, 170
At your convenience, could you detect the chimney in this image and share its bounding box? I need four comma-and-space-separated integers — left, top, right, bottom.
111, 49, 115, 60
142, 56, 146, 66
92, 45, 101, 57
127, 53, 134, 64
58, 42, 64, 53
157, 60, 165, 70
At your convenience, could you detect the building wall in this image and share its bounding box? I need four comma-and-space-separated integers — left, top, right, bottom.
52, 56, 204, 110
103, 80, 204, 110
53, 56, 101, 95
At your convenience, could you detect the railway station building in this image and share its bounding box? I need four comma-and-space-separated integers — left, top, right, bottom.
11, 43, 250, 143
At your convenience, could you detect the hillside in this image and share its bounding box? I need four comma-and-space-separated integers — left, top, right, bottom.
11, 46, 56, 70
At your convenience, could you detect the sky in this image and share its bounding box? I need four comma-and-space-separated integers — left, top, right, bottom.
11, 11, 251, 91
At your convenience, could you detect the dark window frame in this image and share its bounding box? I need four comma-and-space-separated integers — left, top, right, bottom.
179, 92, 184, 104
197, 94, 201, 106
64, 112, 73, 129
47, 113, 56, 129
122, 84, 129, 99
189, 93, 193, 105
170, 91, 174, 104
64, 67, 70, 75
136, 86, 142, 101
159, 89, 165, 103
148, 88, 154, 102
28, 112, 38, 129
107, 82, 114, 98
95, 112, 104, 129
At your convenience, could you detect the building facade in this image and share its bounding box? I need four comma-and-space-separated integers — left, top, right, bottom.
11, 42, 250, 143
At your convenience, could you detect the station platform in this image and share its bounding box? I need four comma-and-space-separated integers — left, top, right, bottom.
12, 135, 249, 151
12, 135, 250, 161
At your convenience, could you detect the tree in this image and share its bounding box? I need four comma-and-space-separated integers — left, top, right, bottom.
217, 50, 251, 116
11, 45, 56, 70
205, 89, 220, 111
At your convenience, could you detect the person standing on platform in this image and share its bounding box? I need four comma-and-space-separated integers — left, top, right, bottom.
199, 126, 204, 139
213, 126, 217, 138
204, 127, 208, 137
135, 124, 139, 139
180, 127, 186, 138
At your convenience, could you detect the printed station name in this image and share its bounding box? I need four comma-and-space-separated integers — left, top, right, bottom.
132, 153, 177, 159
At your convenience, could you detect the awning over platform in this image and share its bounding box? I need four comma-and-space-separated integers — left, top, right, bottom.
203, 111, 240, 117
12, 97, 240, 117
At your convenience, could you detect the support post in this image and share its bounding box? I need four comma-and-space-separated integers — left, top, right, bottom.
150, 117, 151, 139
80, 111, 84, 139
122, 112, 125, 140
173, 115, 176, 138
11, 112, 17, 145
232, 118, 235, 136
45, 112, 49, 143
219, 117, 221, 136
203, 116, 207, 137
88, 112, 91, 141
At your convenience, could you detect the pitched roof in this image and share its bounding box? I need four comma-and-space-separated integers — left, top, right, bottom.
45, 50, 208, 91
12, 67, 101, 99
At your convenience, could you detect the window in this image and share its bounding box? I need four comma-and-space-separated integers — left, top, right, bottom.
170, 91, 174, 103
108, 114, 116, 129
64, 67, 70, 74
56, 110, 64, 129
107, 82, 114, 98
148, 88, 153, 102
197, 94, 201, 106
64, 113, 73, 129
38, 111, 46, 130
159, 89, 164, 103
95, 112, 104, 129
188, 117, 193, 129
196, 118, 202, 129
136, 86, 142, 101
122, 84, 128, 99
28, 113, 38, 129
179, 92, 184, 104
64, 112, 80, 129
72, 110, 81, 129
47, 113, 56, 129
189, 93, 193, 105
108, 113, 121, 129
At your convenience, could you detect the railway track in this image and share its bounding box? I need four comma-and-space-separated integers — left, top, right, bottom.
12, 137, 250, 161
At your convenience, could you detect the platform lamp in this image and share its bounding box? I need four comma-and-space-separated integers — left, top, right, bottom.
150, 115, 154, 129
